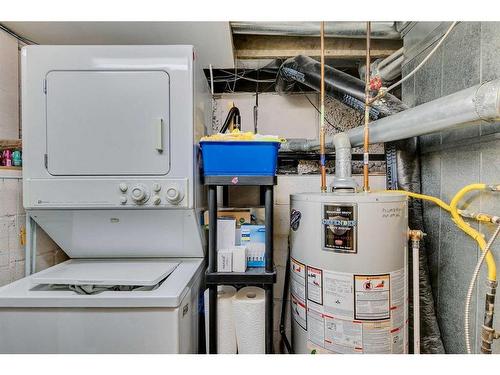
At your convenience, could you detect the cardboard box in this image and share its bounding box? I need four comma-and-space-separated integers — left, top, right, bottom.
217, 249, 233, 272
231, 246, 248, 272
217, 218, 236, 250
204, 209, 251, 227
240, 224, 266, 268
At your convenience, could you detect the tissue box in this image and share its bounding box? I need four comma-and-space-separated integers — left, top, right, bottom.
217, 218, 236, 250
217, 249, 233, 272
240, 224, 266, 268
231, 246, 248, 272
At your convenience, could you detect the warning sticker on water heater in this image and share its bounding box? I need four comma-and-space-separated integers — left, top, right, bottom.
354, 274, 390, 320
322, 204, 357, 254
307, 266, 323, 305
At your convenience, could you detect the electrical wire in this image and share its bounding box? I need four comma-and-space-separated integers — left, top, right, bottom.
384, 21, 458, 93
465, 223, 500, 354
302, 93, 344, 133
217, 69, 276, 83
0, 23, 37, 45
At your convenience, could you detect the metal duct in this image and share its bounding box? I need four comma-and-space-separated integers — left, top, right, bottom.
347, 79, 500, 147
276, 55, 407, 118
280, 78, 500, 153
231, 22, 401, 39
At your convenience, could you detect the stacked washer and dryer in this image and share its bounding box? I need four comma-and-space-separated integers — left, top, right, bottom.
0, 45, 209, 353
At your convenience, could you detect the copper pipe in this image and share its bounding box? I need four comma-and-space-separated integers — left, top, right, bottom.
363, 21, 371, 192
320, 21, 327, 192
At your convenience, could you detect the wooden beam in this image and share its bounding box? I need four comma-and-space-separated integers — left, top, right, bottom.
233, 35, 402, 60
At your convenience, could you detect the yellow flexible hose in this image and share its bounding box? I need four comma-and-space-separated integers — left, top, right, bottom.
449, 184, 496, 281
389, 190, 452, 212
384, 187, 497, 281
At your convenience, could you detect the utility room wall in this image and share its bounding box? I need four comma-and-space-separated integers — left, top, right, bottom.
0, 29, 66, 287
404, 21, 500, 353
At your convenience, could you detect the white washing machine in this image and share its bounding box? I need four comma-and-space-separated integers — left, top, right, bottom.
0, 45, 210, 353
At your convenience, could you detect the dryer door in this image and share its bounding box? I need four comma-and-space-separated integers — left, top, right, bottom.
45, 70, 170, 176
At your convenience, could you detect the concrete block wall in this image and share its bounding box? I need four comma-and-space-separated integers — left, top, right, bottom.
0, 29, 65, 288
403, 21, 500, 353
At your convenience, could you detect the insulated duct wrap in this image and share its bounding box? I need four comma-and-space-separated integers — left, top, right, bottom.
389, 138, 445, 353
275, 55, 407, 118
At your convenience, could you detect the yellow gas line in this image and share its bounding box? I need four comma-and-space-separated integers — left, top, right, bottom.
383, 185, 497, 281
450, 184, 496, 281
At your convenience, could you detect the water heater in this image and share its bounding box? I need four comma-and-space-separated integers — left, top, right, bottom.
289, 192, 408, 354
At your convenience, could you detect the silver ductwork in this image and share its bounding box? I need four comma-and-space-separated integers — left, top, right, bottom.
231, 22, 401, 39
281, 78, 500, 152
347, 79, 500, 147
360, 47, 405, 84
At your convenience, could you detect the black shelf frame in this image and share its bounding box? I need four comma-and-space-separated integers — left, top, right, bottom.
205, 175, 276, 354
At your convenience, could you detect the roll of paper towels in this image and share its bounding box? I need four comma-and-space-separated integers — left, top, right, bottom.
204, 285, 237, 354
233, 286, 266, 354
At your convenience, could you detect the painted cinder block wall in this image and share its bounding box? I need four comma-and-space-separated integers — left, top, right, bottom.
403, 21, 500, 353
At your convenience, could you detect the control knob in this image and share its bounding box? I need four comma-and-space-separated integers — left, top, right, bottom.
166, 187, 183, 204
130, 184, 149, 204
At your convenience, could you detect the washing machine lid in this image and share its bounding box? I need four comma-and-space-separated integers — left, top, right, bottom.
31, 259, 179, 287
0, 258, 204, 308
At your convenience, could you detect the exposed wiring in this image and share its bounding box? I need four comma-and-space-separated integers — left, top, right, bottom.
303, 93, 344, 133
0, 23, 37, 45
218, 69, 276, 83
465, 223, 500, 354
384, 21, 458, 93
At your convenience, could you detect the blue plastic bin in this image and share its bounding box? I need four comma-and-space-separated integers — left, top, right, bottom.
200, 141, 281, 176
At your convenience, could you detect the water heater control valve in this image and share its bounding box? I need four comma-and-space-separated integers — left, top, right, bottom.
130, 184, 149, 204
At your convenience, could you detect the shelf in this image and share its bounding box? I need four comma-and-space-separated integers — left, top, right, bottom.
0, 166, 21, 170
205, 267, 276, 285
203, 175, 277, 186
0, 139, 22, 150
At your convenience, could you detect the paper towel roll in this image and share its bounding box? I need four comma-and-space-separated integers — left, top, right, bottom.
232, 286, 266, 354
204, 285, 237, 354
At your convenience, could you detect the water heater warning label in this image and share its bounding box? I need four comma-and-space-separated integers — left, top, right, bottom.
322, 204, 357, 253
354, 274, 390, 321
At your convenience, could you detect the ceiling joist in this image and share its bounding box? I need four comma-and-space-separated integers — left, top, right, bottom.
233, 34, 402, 60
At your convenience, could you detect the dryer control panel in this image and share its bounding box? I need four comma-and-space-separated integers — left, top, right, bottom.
25, 178, 189, 209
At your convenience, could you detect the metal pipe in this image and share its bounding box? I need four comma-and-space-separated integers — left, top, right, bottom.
231, 21, 401, 39
377, 47, 404, 70
347, 79, 500, 147
363, 21, 371, 192
378, 55, 404, 82
320, 21, 327, 192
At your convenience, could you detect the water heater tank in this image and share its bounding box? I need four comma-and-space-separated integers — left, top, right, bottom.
289, 192, 408, 354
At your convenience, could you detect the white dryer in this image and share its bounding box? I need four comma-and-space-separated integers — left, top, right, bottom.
0, 45, 209, 353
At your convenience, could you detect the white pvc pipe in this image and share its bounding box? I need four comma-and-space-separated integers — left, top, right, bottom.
412, 238, 421, 354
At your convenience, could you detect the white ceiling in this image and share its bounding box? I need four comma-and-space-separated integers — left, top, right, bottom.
3, 21, 234, 68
